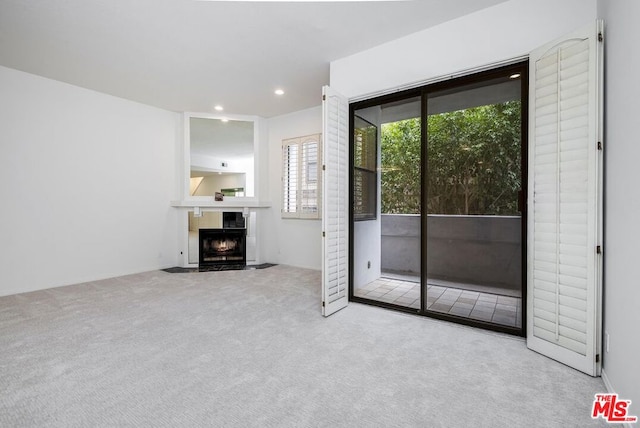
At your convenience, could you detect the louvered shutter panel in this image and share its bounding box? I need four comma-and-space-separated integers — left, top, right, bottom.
282, 140, 298, 217
322, 86, 349, 316
527, 21, 603, 376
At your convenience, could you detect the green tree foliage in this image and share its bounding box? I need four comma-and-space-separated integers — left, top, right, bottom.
381, 118, 422, 214
381, 101, 521, 215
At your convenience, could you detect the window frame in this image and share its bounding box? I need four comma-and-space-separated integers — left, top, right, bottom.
353, 115, 378, 221
281, 133, 323, 219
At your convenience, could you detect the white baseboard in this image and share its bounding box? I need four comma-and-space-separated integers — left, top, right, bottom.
602, 368, 614, 393
600, 369, 635, 428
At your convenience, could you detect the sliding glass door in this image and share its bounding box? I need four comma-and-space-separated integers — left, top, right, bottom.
350, 62, 527, 335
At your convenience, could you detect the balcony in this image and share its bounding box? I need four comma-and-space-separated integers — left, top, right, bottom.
354, 214, 522, 328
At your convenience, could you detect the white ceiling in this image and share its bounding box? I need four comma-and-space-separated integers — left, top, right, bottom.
0, 0, 507, 118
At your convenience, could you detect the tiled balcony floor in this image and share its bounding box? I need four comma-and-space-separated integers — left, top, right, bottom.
354, 277, 522, 329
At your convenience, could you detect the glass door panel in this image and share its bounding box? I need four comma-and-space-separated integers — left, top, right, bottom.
352, 96, 422, 309
424, 70, 525, 330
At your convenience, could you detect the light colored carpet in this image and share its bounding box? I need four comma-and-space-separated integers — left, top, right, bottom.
0, 265, 607, 427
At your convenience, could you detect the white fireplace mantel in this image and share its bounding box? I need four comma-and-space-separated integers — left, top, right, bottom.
173, 198, 271, 267
170, 199, 271, 211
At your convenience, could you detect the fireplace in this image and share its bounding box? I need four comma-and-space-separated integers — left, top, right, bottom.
199, 228, 246, 271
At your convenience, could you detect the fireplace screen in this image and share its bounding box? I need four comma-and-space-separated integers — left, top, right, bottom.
199, 228, 246, 268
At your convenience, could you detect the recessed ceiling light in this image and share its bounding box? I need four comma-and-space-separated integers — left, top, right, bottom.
214, 105, 224, 111
510, 73, 521, 79
221, 118, 229, 122
274, 89, 285, 96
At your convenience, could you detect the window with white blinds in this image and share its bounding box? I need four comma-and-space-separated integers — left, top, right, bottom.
282, 134, 322, 219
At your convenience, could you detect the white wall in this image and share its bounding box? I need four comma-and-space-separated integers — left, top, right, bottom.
0, 66, 180, 296
597, 0, 640, 408
331, 0, 597, 99
262, 106, 322, 270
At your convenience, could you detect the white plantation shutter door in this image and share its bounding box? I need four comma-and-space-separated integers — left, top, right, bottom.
527, 21, 603, 376
322, 86, 349, 316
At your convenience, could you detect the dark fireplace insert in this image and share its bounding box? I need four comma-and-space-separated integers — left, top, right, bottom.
199, 228, 246, 271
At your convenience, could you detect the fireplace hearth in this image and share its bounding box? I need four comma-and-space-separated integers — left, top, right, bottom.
199, 228, 246, 271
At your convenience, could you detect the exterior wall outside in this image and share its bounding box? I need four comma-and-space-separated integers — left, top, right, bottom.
382, 214, 521, 291
0, 66, 180, 297
381, 215, 420, 274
